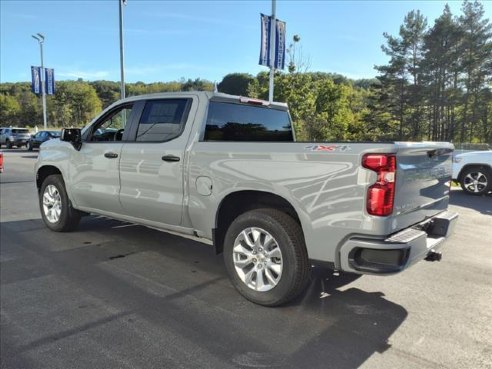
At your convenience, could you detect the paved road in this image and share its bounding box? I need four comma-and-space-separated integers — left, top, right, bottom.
1, 150, 491, 369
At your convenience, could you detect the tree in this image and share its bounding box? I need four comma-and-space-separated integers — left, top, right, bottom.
0, 94, 21, 126
421, 5, 463, 141
181, 78, 213, 91
458, 0, 492, 143
218, 73, 255, 96
376, 30, 409, 139
90, 80, 119, 108
274, 73, 318, 140
17, 92, 41, 127
51, 81, 102, 126
286, 35, 310, 73
375, 10, 428, 140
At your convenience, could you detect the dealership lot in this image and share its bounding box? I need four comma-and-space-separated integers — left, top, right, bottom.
1, 150, 491, 369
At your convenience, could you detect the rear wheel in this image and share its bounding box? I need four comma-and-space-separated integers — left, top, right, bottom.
39, 174, 82, 231
460, 166, 491, 195
223, 208, 310, 306
27, 141, 33, 151
6, 140, 12, 149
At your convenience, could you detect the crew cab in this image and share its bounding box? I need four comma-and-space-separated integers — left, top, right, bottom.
35, 92, 458, 306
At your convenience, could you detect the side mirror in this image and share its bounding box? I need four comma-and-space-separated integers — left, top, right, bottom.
61, 128, 82, 150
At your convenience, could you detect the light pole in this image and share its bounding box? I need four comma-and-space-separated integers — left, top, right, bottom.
32, 33, 47, 129
268, 0, 276, 103
119, 0, 127, 99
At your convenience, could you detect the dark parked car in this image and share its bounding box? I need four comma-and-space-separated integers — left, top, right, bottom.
27, 130, 61, 151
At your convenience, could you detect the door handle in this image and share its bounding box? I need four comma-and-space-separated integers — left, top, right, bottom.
104, 152, 119, 159
161, 155, 180, 162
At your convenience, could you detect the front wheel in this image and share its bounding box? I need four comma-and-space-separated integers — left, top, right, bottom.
39, 174, 81, 231
460, 167, 491, 195
27, 141, 33, 151
223, 208, 310, 306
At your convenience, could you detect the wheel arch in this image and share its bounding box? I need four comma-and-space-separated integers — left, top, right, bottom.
457, 163, 492, 182
213, 190, 305, 255
36, 165, 63, 192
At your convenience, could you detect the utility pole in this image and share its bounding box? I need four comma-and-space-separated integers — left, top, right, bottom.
268, 0, 276, 103
119, 0, 127, 99
32, 33, 47, 129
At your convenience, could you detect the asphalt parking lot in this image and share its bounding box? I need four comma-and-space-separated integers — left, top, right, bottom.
1, 150, 491, 369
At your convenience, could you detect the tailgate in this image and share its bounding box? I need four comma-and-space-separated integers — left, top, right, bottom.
392, 142, 453, 230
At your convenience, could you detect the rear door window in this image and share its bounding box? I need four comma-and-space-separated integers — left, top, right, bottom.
204, 101, 293, 142
135, 99, 191, 142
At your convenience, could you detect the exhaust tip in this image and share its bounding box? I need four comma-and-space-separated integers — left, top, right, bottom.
425, 250, 442, 262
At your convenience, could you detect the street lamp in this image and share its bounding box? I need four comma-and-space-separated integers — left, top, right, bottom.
268, 0, 276, 103
32, 33, 47, 130
119, 0, 127, 99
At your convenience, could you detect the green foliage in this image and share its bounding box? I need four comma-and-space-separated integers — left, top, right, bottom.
0, 94, 21, 125
218, 73, 255, 96
372, 0, 492, 143
49, 81, 102, 127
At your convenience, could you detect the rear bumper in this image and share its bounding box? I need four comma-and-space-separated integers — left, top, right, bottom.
339, 211, 458, 274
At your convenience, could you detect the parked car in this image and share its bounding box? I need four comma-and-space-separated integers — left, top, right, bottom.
452, 151, 492, 195
0, 151, 3, 173
35, 92, 458, 306
0, 127, 31, 148
27, 130, 61, 151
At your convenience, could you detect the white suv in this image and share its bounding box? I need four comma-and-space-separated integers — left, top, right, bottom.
452, 151, 492, 195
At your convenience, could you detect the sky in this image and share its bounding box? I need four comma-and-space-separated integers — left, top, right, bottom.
1, 0, 491, 84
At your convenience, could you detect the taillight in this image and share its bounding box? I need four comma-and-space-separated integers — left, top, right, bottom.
362, 154, 396, 216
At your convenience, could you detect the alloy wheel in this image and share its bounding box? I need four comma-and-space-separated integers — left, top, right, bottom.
233, 227, 283, 292
42, 184, 62, 223
464, 171, 488, 193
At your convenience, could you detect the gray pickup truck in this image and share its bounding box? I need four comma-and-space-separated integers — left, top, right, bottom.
35, 91, 458, 306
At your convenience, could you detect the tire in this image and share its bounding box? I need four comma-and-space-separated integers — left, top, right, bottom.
39, 174, 81, 232
6, 140, 12, 149
223, 208, 310, 306
27, 141, 33, 151
459, 166, 491, 195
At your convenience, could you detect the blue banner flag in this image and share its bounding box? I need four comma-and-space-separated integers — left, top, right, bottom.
274, 20, 286, 70
259, 14, 286, 70
31, 66, 41, 94
259, 14, 271, 67
45, 68, 55, 95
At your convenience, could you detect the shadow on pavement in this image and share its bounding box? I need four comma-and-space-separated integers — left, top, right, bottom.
1, 217, 408, 369
449, 188, 492, 215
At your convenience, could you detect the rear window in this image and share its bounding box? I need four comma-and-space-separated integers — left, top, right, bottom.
13, 129, 29, 133
204, 102, 293, 142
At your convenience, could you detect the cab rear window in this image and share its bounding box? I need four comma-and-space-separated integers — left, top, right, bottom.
13, 129, 29, 133
204, 102, 293, 142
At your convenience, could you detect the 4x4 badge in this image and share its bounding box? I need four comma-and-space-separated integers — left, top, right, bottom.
305, 145, 352, 152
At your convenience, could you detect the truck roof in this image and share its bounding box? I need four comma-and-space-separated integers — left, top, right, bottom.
116, 91, 288, 110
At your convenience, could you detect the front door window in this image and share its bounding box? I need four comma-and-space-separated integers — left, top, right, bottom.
89, 105, 133, 142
